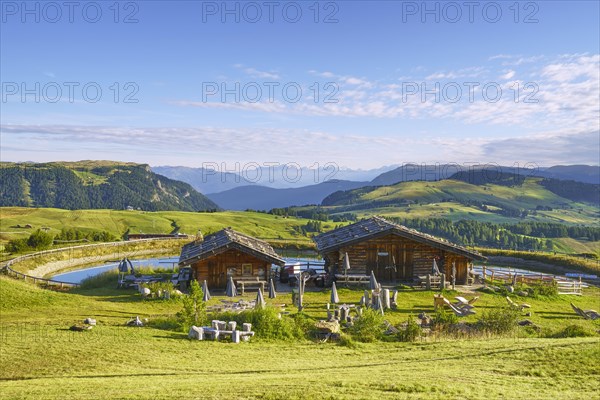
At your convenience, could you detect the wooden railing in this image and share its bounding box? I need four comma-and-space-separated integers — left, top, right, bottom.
480, 265, 586, 294
4, 266, 80, 288
1, 237, 187, 289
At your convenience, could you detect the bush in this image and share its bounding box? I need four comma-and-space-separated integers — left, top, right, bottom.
6, 230, 54, 254
551, 324, 597, 338
5, 238, 29, 253
212, 308, 307, 340
434, 308, 458, 329
338, 333, 358, 348
27, 229, 54, 250
476, 306, 520, 335
177, 280, 208, 332
397, 316, 422, 342
527, 281, 558, 298
349, 308, 385, 343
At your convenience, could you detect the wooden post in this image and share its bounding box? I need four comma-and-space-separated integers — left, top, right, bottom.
482, 266, 487, 283
426, 274, 431, 291
441, 273, 446, 290
382, 289, 390, 309
243, 323, 252, 332
340, 306, 348, 322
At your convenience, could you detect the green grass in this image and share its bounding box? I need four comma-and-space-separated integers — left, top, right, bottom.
327, 178, 599, 226
1, 275, 599, 399
0, 207, 317, 248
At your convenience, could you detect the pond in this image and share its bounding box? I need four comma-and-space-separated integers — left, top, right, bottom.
52, 256, 576, 284
51, 256, 324, 284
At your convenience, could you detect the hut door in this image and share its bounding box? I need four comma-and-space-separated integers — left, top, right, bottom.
398, 245, 414, 281
208, 261, 221, 288
376, 249, 391, 282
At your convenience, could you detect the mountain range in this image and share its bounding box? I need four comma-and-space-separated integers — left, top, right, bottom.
156, 164, 599, 211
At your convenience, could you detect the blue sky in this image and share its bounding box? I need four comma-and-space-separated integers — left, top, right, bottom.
1, 0, 599, 169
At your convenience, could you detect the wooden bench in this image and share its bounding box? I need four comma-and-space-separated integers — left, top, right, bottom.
335, 274, 370, 286
236, 278, 266, 295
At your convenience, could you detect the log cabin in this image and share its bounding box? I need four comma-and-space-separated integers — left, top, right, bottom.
313, 216, 486, 284
178, 228, 285, 289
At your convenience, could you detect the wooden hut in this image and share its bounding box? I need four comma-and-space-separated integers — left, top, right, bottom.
313, 216, 486, 284
178, 228, 285, 289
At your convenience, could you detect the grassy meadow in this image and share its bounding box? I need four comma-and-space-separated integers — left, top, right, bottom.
0, 207, 326, 250
1, 275, 599, 399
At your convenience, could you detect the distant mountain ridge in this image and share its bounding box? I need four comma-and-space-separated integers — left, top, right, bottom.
152, 164, 396, 193
206, 179, 368, 210
0, 161, 219, 211
370, 164, 600, 186
163, 163, 598, 211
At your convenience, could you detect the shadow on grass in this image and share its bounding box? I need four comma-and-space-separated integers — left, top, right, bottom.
153, 332, 188, 340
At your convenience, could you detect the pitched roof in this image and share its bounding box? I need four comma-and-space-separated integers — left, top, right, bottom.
313, 216, 486, 261
179, 228, 285, 266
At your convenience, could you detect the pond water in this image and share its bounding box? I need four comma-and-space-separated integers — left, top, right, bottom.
52, 254, 575, 285
51, 256, 323, 284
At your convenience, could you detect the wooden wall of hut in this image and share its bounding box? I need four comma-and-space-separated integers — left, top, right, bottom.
323, 234, 471, 283
190, 249, 271, 289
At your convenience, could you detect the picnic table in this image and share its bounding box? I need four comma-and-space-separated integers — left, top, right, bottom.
235, 278, 267, 295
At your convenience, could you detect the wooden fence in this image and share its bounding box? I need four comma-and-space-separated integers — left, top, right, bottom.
1, 237, 187, 289
480, 266, 585, 295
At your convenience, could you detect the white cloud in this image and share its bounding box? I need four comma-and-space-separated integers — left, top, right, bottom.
500, 70, 516, 80
234, 64, 280, 80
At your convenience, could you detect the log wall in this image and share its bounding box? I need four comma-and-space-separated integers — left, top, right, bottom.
323, 234, 472, 283
190, 250, 271, 289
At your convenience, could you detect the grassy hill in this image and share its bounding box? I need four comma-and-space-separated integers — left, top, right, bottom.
0, 207, 334, 249
320, 177, 599, 225
0, 161, 219, 212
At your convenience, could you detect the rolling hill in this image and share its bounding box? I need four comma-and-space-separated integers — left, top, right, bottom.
317, 175, 599, 226
0, 161, 219, 212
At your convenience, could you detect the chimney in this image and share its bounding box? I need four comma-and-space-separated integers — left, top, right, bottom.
195, 229, 204, 243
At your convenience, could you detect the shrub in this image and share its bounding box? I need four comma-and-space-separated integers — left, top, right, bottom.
527, 281, 558, 298
397, 316, 422, 342
338, 333, 358, 348
434, 308, 458, 329
551, 324, 597, 338
5, 238, 29, 253
476, 306, 520, 335
27, 229, 54, 250
6, 230, 54, 254
349, 308, 385, 342
177, 280, 207, 332
212, 308, 307, 340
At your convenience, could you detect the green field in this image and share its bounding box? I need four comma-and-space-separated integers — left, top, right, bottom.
1, 275, 599, 399
0, 207, 329, 248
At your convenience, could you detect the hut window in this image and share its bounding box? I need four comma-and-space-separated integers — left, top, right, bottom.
242, 263, 252, 275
